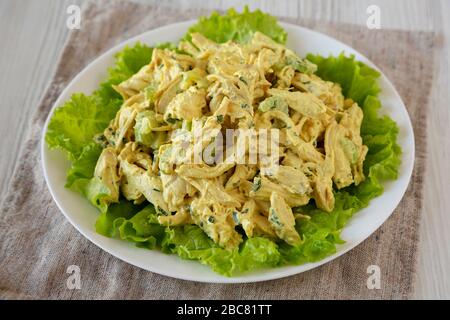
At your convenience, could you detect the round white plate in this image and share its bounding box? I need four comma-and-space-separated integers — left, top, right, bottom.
41, 21, 414, 283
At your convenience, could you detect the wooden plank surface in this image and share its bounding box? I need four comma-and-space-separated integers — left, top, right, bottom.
0, 0, 448, 299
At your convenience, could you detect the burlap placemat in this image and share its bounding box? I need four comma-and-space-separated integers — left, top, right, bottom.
0, 0, 440, 299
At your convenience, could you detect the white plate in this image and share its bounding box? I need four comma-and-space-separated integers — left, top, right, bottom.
41, 21, 414, 283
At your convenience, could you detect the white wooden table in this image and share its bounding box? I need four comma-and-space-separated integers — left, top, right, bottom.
0, 0, 448, 299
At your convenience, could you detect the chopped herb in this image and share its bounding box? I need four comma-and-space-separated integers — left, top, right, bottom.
93, 134, 107, 147
208, 216, 215, 223
269, 208, 282, 227
216, 114, 224, 123
156, 206, 168, 216
232, 211, 240, 224
239, 76, 248, 85
152, 188, 161, 192
242, 208, 249, 214
144, 83, 158, 102
252, 176, 262, 192
158, 63, 164, 69
166, 117, 178, 124
285, 55, 317, 74
258, 96, 288, 113
240, 103, 250, 109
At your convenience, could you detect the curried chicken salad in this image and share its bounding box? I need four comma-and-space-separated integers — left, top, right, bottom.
46, 8, 401, 276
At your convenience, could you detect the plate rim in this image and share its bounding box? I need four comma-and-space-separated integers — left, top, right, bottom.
41, 20, 415, 283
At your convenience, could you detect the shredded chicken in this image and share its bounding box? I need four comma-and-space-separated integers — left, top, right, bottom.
93, 32, 368, 249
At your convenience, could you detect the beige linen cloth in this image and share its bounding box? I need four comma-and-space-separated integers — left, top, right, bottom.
0, 0, 441, 299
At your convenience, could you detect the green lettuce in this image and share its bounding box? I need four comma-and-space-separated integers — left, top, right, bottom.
306, 53, 381, 106
183, 6, 287, 44
45, 93, 118, 160
106, 207, 281, 276
114, 205, 166, 249
45, 8, 402, 276
165, 226, 281, 275
95, 200, 146, 237
65, 143, 102, 190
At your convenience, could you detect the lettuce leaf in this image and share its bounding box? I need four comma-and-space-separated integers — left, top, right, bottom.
161, 225, 240, 275
107, 209, 281, 276
237, 237, 281, 272
114, 205, 166, 249
45, 93, 118, 160
95, 200, 146, 238
65, 143, 102, 191
356, 95, 402, 203
306, 53, 381, 106
183, 6, 287, 44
